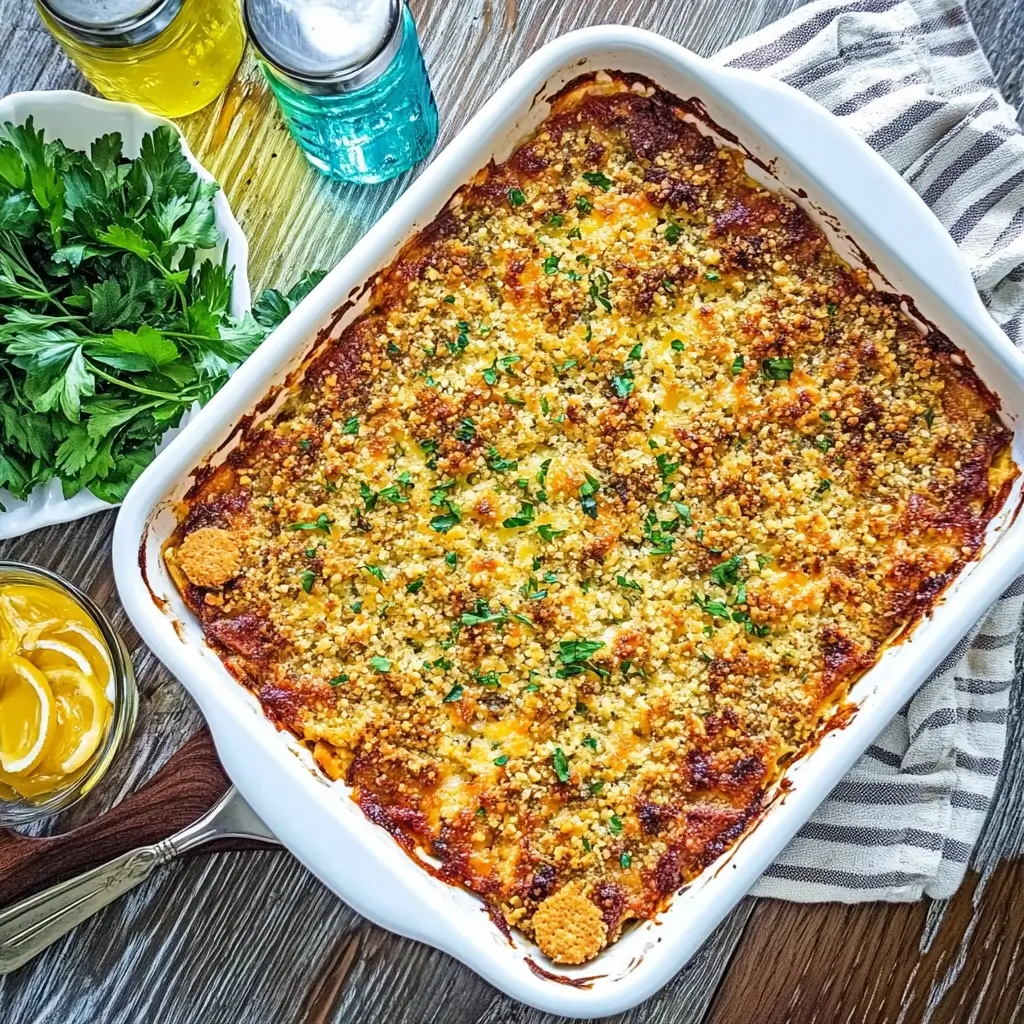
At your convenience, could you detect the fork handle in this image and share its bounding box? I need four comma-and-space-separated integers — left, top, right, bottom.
0, 842, 169, 974
0, 729, 254, 907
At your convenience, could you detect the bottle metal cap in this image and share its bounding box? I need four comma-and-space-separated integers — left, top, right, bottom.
39, 0, 183, 47
244, 0, 403, 95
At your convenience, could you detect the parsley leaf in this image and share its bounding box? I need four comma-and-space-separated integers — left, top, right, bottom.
288, 512, 332, 533
582, 171, 613, 191
537, 524, 565, 542
0, 118, 321, 503
761, 356, 794, 381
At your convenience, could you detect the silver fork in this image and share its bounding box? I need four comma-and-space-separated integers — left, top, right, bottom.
0, 787, 277, 974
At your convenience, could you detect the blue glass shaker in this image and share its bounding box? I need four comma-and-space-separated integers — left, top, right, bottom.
243, 0, 439, 184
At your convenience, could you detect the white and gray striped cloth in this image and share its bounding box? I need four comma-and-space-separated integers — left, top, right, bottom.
708, 0, 1024, 902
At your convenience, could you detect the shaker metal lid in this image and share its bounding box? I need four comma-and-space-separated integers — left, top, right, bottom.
244, 0, 402, 93
40, 0, 182, 47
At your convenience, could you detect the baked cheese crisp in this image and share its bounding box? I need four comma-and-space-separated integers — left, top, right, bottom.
166, 73, 1016, 964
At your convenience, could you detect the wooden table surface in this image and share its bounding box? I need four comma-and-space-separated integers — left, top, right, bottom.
3, 1, 1024, 1022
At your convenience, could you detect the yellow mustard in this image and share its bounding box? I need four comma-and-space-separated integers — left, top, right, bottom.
37, 0, 245, 118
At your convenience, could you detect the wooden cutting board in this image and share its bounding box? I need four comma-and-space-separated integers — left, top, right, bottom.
0, 729, 276, 908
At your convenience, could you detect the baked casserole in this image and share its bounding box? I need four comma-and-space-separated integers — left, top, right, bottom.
165, 72, 1016, 964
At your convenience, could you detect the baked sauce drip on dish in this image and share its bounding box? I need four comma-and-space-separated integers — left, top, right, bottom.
165, 72, 1016, 963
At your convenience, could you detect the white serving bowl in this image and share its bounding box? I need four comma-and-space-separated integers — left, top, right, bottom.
0, 90, 250, 540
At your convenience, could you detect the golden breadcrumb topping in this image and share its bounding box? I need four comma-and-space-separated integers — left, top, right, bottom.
167, 72, 1015, 962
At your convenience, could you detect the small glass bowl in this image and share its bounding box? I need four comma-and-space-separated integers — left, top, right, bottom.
0, 561, 138, 827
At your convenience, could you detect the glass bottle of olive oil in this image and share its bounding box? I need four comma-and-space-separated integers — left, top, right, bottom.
36, 0, 245, 118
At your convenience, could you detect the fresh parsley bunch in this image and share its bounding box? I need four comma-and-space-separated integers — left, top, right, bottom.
0, 117, 322, 505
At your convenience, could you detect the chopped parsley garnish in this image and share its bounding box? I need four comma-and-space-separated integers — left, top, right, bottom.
923, 407, 935, 429
430, 479, 456, 507
582, 170, 613, 191
709, 554, 744, 587
486, 447, 518, 472
671, 339, 685, 352
611, 371, 634, 398
288, 512, 332, 533
705, 271, 721, 282
430, 507, 461, 533
442, 682, 463, 702
627, 343, 643, 361
537, 524, 566, 542
546, 212, 564, 227
461, 600, 508, 627
826, 302, 838, 317
644, 506, 686, 556
567, 225, 583, 239
617, 575, 643, 593
494, 754, 510, 766
815, 436, 835, 452
815, 478, 832, 497
362, 564, 386, 582
576, 195, 593, 215
369, 655, 391, 673
406, 577, 425, 594
552, 746, 570, 782
502, 502, 535, 529
329, 674, 349, 686
507, 187, 525, 207
418, 437, 438, 469
443, 294, 455, 304
300, 570, 316, 593
298, 438, 311, 452
341, 416, 359, 435
375, 484, 408, 505
608, 815, 623, 836
454, 417, 476, 442
731, 354, 745, 375
579, 473, 600, 519
556, 638, 607, 679
542, 254, 560, 275
664, 223, 681, 244
475, 670, 500, 687
444, 551, 457, 569
761, 356, 794, 381
582, 736, 598, 751
620, 852, 632, 868
820, 410, 833, 422
693, 593, 731, 620
655, 453, 679, 481
588, 267, 612, 312
483, 354, 520, 385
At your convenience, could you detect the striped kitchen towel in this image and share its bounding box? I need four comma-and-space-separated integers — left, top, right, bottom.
710, 0, 1024, 902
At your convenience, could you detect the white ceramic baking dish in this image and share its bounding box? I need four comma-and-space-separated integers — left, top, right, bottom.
112, 26, 1024, 1017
